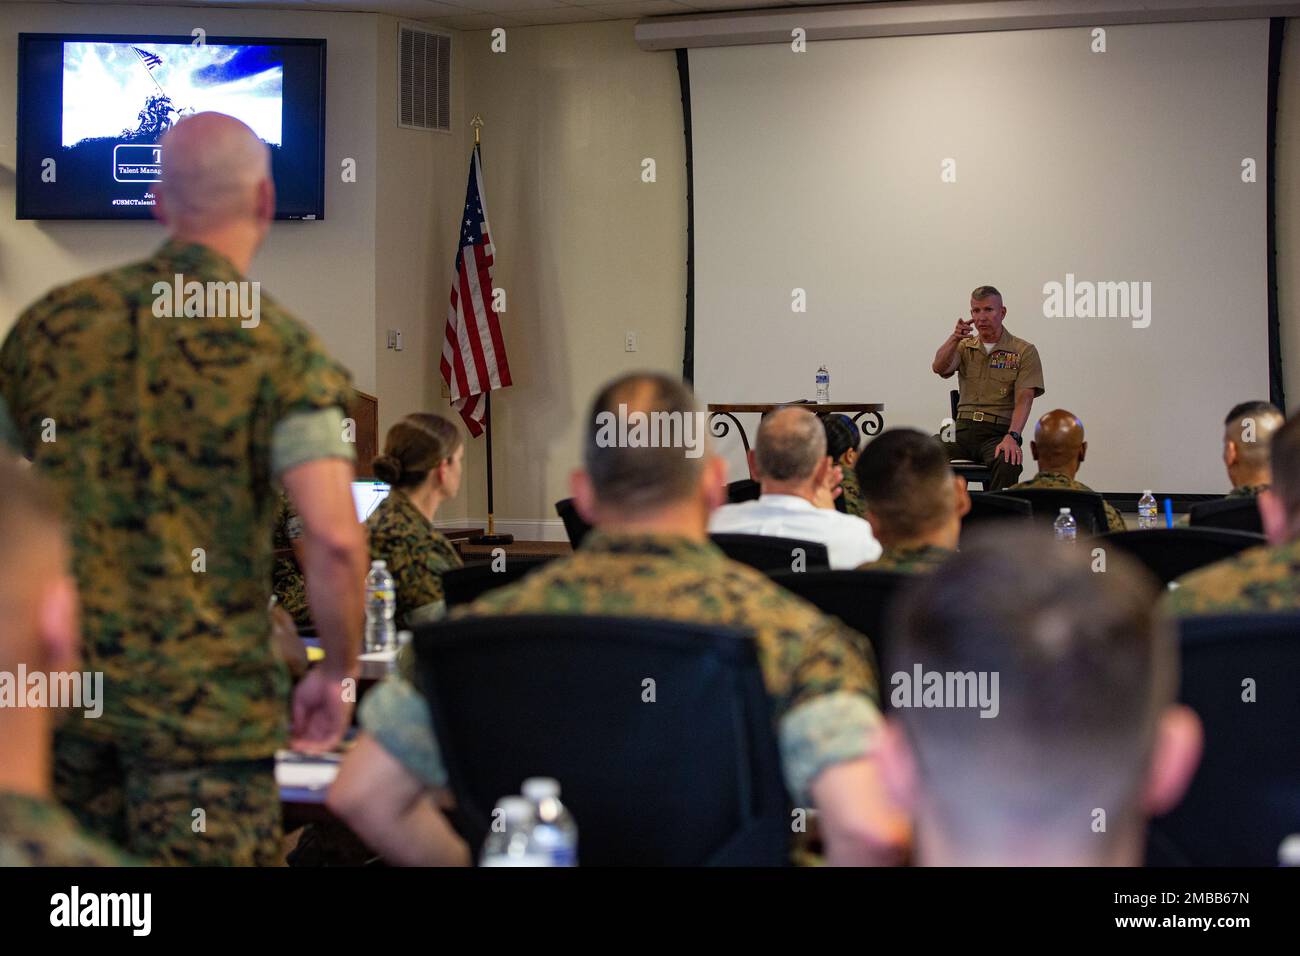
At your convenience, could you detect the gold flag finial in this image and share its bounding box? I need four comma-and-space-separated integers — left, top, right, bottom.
470, 113, 484, 145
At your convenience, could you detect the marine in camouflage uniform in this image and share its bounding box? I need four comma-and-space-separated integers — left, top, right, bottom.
1165, 538, 1300, 616
0, 239, 355, 865
839, 462, 867, 519
861, 543, 953, 573
358, 530, 881, 812
366, 488, 463, 627
1176, 484, 1268, 527
1006, 471, 1126, 533
272, 492, 311, 629
0, 792, 137, 866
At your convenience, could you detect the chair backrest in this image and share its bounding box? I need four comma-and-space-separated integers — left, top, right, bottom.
554, 498, 593, 548
412, 615, 790, 866
710, 533, 830, 574
1188, 496, 1264, 534
1097, 528, 1266, 586
997, 487, 1111, 536
961, 492, 1033, 539
767, 568, 910, 701
441, 556, 556, 609
726, 479, 762, 504
1146, 613, 1300, 866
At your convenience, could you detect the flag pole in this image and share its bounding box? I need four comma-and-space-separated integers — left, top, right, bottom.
468, 113, 513, 547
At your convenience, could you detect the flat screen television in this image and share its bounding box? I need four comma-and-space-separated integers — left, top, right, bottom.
16, 33, 326, 221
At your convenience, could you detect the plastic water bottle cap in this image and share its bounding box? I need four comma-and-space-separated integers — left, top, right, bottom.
522, 777, 560, 800
371, 559, 387, 569
1143, 489, 1153, 496
497, 797, 533, 822
1279, 834, 1300, 865
1059, 508, 1070, 515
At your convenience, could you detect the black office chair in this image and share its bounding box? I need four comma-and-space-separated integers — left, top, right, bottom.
961, 491, 1033, 539
726, 479, 762, 504
442, 556, 556, 608
997, 487, 1111, 536
554, 498, 593, 548
412, 615, 790, 866
1097, 528, 1265, 586
768, 569, 911, 699
946, 389, 993, 490
710, 533, 830, 574
1146, 613, 1300, 866
1188, 496, 1264, 535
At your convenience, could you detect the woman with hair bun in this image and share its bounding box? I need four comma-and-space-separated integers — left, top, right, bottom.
366, 413, 465, 626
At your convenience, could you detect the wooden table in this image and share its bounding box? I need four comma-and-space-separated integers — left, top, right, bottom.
706, 403, 886, 478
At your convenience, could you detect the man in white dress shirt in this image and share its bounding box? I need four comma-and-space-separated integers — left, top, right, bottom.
710, 407, 881, 569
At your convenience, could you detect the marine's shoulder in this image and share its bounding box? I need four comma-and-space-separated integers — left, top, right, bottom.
1174, 543, 1283, 593
15, 257, 157, 329
1002, 328, 1038, 351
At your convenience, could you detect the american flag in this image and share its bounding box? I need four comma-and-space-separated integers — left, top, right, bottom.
132, 47, 163, 71
440, 145, 511, 436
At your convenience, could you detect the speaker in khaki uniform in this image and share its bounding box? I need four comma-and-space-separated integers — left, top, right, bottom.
931, 285, 1045, 491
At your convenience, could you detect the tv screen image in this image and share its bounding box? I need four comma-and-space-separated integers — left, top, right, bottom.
351, 481, 390, 523
17, 33, 325, 221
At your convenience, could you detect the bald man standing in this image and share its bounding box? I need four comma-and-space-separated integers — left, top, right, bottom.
0, 113, 368, 865
1005, 410, 1126, 533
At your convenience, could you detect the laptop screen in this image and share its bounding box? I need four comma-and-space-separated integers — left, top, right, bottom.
351, 481, 389, 522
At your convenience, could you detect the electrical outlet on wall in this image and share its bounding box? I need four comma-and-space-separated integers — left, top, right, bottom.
625, 331, 638, 352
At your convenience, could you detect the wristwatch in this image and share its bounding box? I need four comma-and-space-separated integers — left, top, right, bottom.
1008, 431, 1023, 446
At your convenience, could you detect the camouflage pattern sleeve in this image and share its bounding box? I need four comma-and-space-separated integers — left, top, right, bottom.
778, 692, 883, 805
0, 310, 36, 456
368, 493, 464, 627
777, 606, 883, 803
0, 793, 138, 867
839, 465, 868, 519
1165, 542, 1300, 616
272, 492, 311, 628
1104, 501, 1127, 533
357, 676, 447, 788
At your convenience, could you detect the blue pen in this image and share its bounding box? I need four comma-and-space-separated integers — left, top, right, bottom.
1164, 497, 1174, 528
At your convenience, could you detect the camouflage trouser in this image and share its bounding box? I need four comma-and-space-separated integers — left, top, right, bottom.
54, 732, 283, 867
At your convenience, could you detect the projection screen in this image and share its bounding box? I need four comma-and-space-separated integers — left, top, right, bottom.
688, 19, 1271, 493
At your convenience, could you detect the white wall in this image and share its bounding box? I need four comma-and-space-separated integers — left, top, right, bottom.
0, 1, 382, 395
688, 20, 1270, 494
444, 19, 687, 535
373, 18, 466, 438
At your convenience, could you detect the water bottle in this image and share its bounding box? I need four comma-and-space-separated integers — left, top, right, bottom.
1053, 507, 1077, 543
522, 777, 578, 867
363, 559, 396, 653
480, 796, 550, 867
815, 365, 830, 404
1279, 834, 1300, 866
1138, 490, 1158, 530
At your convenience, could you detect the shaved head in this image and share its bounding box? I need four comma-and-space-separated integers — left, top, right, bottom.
156, 112, 272, 234
1031, 409, 1086, 474
1223, 401, 1283, 474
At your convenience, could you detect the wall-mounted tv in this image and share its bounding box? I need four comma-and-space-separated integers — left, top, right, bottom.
16, 33, 326, 221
